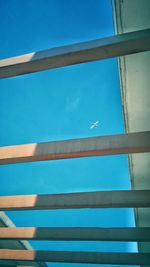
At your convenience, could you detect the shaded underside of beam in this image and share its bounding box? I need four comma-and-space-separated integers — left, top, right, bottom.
0, 262, 38, 267
0, 227, 150, 241
0, 190, 149, 211
0, 261, 42, 267
0, 131, 150, 165
0, 250, 150, 265
0, 29, 150, 79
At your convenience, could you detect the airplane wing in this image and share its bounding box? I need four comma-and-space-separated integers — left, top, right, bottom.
90, 121, 99, 129
90, 125, 95, 129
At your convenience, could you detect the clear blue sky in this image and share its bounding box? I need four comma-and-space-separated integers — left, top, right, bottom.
0, 1, 138, 267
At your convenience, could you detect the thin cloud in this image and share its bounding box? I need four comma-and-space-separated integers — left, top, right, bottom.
66, 97, 80, 112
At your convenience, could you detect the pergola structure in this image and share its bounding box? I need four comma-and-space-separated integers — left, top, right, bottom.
0, 24, 150, 266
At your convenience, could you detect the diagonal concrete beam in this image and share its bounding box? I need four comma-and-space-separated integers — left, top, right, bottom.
0, 29, 150, 79
0, 227, 150, 242
0, 190, 150, 211
0, 131, 150, 165
0, 250, 150, 265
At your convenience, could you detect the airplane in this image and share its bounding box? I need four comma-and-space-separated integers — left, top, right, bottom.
90, 121, 99, 129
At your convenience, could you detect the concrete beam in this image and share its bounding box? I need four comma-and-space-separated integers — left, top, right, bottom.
0, 250, 150, 265
0, 131, 150, 165
0, 29, 150, 79
0, 266, 43, 267
0, 263, 38, 267
0, 264, 38, 267
0, 190, 149, 211
0, 227, 150, 242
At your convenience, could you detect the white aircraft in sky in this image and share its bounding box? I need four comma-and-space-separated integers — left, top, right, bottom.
90, 121, 99, 129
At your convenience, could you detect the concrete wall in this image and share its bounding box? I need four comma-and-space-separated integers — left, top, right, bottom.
113, 0, 150, 254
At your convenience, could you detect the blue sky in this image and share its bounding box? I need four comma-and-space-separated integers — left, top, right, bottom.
0, 1, 138, 267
